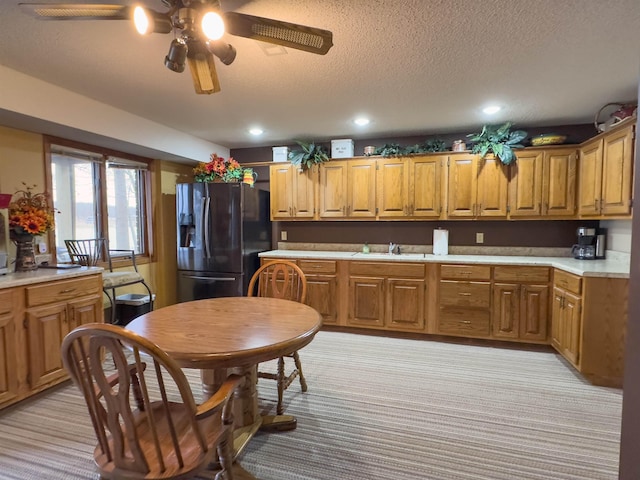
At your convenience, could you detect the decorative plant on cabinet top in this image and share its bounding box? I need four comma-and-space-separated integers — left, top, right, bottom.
467, 122, 528, 165
288, 141, 330, 170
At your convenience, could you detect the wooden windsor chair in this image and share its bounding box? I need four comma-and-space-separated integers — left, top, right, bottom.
247, 260, 309, 418
61, 323, 243, 480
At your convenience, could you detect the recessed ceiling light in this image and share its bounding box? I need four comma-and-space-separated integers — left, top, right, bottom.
249, 127, 264, 136
354, 117, 370, 126
482, 105, 502, 115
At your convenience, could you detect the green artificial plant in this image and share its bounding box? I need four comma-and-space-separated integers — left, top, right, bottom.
288, 141, 330, 170
467, 122, 527, 165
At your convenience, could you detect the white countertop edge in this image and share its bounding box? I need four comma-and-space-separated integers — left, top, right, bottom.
0, 266, 103, 289
259, 250, 630, 278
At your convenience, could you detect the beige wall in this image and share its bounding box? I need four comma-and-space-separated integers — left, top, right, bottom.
0, 125, 47, 258
0, 124, 193, 310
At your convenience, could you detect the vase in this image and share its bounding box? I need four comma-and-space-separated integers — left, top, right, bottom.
12, 234, 37, 272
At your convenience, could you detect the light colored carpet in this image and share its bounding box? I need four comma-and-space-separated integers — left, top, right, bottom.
0, 331, 622, 479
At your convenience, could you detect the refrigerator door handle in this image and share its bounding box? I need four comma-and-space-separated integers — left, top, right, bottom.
182, 275, 237, 281
203, 197, 211, 257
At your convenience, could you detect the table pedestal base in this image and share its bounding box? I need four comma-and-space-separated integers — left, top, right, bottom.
260, 414, 297, 432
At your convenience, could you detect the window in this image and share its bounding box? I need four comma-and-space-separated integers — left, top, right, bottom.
46, 138, 152, 262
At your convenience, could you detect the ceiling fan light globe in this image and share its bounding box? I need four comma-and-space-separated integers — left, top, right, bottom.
201, 11, 225, 40
207, 40, 236, 65
133, 6, 151, 35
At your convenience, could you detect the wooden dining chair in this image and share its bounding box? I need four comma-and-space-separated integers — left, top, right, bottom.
247, 260, 308, 416
61, 323, 242, 480
65, 238, 154, 324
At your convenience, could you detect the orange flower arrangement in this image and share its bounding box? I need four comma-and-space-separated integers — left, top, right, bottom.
193, 153, 254, 183
8, 184, 55, 236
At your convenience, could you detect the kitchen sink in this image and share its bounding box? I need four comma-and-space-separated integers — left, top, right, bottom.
352, 252, 425, 260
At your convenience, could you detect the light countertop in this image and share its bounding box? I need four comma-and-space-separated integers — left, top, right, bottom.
259, 250, 630, 278
0, 266, 103, 289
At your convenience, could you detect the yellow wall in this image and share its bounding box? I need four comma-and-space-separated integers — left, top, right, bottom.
0, 124, 193, 310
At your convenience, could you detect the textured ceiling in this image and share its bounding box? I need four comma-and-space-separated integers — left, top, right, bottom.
0, 0, 639, 154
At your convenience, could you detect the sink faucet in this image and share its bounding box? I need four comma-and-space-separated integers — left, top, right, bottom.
389, 242, 400, 255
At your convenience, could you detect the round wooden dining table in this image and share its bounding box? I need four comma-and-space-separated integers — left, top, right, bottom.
126, 296, 322, 461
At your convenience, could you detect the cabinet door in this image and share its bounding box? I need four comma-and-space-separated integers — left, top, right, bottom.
477, 156, 509, 217
25, 303, 69, 389
305, 275, 338, 325
519, 284, 549, 342
269, 164, 293, 219
550, 287, 564, 352
578, 138, 603, 215
377, 158, 408, 218
319, 161, 348, 218
0, 290, 19, 407
292, 166, 317, 218
601, 124, 634, 216
543, 149, 577, 217
385, 278, 425, 331
508, 151, 544, 217
68, 295, 103, 330
492, 283, 520, 339
562, 291, 582, 366
347, 160, 377, 217
447, 154, 477, 217
348, 276, 384, 327
409, 156, 442, 218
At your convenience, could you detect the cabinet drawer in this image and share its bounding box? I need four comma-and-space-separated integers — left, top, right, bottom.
0, 290, 14, 316
350, 262, 425, 278
438, 309, 491, 336
439, 281, 491, 308
494, 266, 550, 283
298, 260, 337, 275
553, 270, 582, 295
440, 264, 491, 280
26, 275, 102, 308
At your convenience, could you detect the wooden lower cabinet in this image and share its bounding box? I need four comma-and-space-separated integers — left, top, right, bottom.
348, 262, 428, 332
297, 259, 340, 326
492, 266, 550, 343
0, 273, 103, 410
0, 289, 20, 406
550, 269, 628, 387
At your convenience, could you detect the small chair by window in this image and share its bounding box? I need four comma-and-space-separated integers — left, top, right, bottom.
64, 238, 154, 324
247, 260, 308, 416
61, 323, 242, 480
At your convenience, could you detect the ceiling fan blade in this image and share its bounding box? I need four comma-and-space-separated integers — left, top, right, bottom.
187, 41, 221, 95
224, 11, 333, 55
19, 3, 131, 20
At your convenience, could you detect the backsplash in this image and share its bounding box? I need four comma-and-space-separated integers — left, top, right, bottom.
273, 220, 599, 249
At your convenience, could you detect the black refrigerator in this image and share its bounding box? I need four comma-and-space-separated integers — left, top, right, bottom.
176, 182, 272, 302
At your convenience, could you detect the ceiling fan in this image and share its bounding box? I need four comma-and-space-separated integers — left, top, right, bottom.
19, 1, 334, 94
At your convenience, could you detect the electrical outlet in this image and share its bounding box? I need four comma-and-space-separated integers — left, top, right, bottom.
476, 232, 484, 244
281, 231, 288, 241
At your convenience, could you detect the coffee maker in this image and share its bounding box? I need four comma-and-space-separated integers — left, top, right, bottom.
571, 227, 596, 260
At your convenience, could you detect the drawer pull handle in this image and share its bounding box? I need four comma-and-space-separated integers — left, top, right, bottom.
461, 321, 471, 324
60, 288, 77, 293
462, 271, 473, 275
458, 292, 472, 296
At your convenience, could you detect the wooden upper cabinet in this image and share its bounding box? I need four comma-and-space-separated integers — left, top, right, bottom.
578, 137, 602, 215
269, 164, 317, 220
319, 159, 376, 218
408, 156, 443, 218
446, 154, 477, 217
508, 150, 544, 217
601, 124, 634, 216
447, 154, 508, 218
543, 148, 577, 216
509, 147, 576, 218
377, 158, 408, 218
377, 155, 443, 219
578, 122, 634, 218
